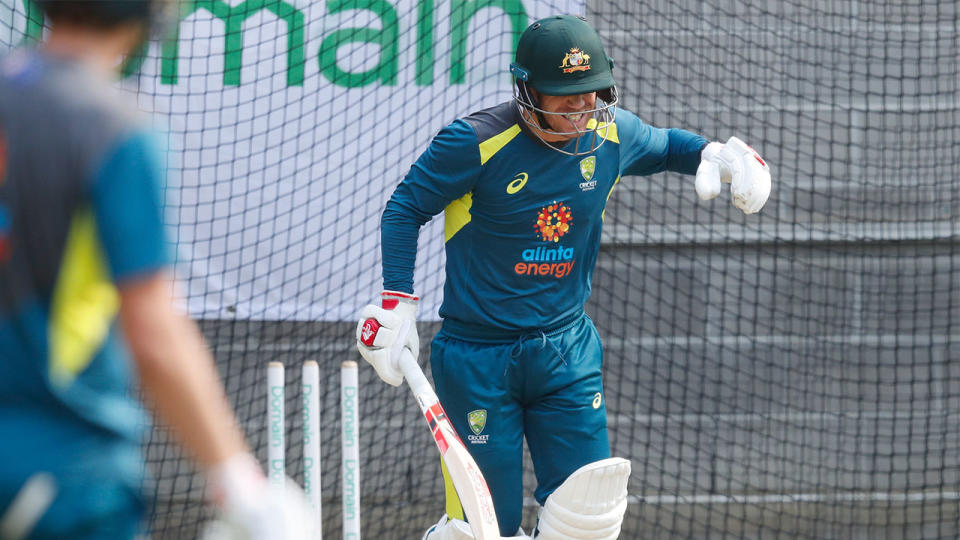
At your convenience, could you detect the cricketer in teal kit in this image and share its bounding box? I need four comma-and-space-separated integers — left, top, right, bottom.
358, 14, 772, 539
0, 3, 318, 539
0, 47, 168, 538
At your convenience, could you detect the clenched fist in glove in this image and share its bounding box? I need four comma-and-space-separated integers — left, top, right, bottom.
695, 136, 772, 214
202, 453, 315, 540
356, 291, 419, 386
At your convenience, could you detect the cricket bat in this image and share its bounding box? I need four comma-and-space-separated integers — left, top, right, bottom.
398, 349, 501, 539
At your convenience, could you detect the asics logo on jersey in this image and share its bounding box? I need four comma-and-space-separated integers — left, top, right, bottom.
506, 172, 528, 194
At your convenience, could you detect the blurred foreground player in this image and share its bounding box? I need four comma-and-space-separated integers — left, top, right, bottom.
0, 2, 309, 538
357, 14, 773, 539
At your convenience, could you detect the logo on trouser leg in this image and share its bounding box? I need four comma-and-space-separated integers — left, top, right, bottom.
592, 392, 602, 409
467, 409, 489, 444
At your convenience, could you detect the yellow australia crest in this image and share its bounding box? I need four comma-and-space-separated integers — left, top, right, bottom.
560, 48, 591, 73
579, 156, 596, 181
467, 409, 487, 435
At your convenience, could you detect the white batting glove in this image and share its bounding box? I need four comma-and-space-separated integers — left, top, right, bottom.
356, 291, 419, 387
202, 453, 314, 540
695, 136, 772, 214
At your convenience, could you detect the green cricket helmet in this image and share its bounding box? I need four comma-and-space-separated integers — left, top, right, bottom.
35, 0, 177, 76
509, 15, 619, 155
35, 0, 160, 28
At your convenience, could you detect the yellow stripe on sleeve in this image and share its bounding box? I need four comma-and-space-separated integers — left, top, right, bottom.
444, 192, 473, 243
478, 125, 522, 165
444, 124, 521, 242
588, 118, 620, 144
49, 208, 120, 387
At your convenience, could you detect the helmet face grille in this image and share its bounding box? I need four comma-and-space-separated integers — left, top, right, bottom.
513, 80, 620, 156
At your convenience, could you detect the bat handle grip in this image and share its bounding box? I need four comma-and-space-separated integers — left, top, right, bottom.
398, 349, 438, 406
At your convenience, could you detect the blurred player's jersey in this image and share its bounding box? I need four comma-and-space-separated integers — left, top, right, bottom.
382, 102, 706, 339
0, 49, 168, 523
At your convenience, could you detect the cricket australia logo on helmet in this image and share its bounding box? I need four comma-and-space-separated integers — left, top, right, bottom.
560, 48, 591, 73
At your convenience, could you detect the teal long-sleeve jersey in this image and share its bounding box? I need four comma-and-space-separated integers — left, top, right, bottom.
382, 102, 706, 340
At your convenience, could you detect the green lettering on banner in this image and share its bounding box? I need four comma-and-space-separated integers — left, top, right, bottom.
318, 0, 400, 87
415, 0, 434, 85
449, 0, 527, 84
18, 0, 43, 45
161, 0, 305, 86
20, 0, 534, 88
121, 41, 151, 79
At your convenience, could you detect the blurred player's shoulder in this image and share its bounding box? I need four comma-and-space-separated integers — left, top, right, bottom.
0, 48, 147, 173
1, 47, 143, 132
0, 48, 43, 85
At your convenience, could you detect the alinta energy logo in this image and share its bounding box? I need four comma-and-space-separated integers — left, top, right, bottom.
514, 201, 576, 279
534, 201, 571, 242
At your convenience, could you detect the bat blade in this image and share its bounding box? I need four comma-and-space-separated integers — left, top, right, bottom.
399, 350, 501, 540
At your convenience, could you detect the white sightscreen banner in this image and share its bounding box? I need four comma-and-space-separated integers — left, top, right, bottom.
108, 0, 587, 321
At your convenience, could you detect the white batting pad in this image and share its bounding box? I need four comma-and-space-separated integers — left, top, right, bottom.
535, 458, 631, 540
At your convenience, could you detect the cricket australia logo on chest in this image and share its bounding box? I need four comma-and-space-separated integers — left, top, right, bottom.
513, 201, 576, 279
579, 156, 597, 191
